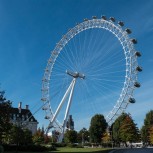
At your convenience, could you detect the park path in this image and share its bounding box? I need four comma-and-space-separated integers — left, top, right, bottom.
110, 148, 153, 153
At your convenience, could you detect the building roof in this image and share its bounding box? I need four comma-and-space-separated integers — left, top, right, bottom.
10, 107, 38, 123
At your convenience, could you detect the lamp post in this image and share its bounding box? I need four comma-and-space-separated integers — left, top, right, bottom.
110, 130, 113, 148
82, 133, 84, 147
107, 126, 113, 148
16, 102, 22, 153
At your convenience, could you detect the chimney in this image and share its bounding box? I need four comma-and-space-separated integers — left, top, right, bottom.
25, 105, 29, 110
18, 102, 22, 113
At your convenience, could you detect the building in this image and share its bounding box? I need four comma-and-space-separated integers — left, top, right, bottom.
10, 102, 38, 135
66, 115, 74, 130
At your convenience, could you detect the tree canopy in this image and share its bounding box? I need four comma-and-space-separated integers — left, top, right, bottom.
77, 128, 89, 143
32, 128, 45, 144
89, 114, 107, 143
141, 110, 153, 144
64, 130, 77, 144
112, 113, 140, 145
0, 90, 12, 144
149, 125, 153, 144
102, 131, 111, 143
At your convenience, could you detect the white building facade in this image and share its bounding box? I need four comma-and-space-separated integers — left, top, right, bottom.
10, 102, 38, 135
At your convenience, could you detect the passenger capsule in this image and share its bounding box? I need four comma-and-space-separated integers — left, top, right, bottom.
42, 107, 48, 110
118, 21, 124, 26
45, 116, 50, 119
45, 68, 49, 72
136, 66, 142, 72
101, 15, 107, 20
84, 18, 88, 21
131, 39, 137, 44
110, 17, 115, 22
41, 88, 48, 91
92, 16, 97, 19
129, 98, 136, 103
48, 59, 53, 63
52, 51, 59, 55
41, 98, 47, 101
135, 51, 141, 57
42, 78, 48, 82
125, 28, 132, 34
134, 82, 141, 88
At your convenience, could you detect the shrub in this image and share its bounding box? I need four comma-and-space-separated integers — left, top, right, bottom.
29, 145, 46, 152
84, 142, 92, 147
75, 144, 83, 148
2, 144, 56, 152
0, 145, 4, 153
2, 144, 16, 151
67, 143, 78, 148
66, 143, 84, 148
46, 145, 56, 151
54, 142, 66, 147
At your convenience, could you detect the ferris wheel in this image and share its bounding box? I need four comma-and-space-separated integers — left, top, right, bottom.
41, 16, 142, 142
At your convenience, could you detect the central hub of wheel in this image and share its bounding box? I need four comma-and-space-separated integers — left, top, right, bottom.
66, 70, 85, 79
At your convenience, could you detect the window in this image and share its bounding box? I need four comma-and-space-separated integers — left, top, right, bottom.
22, 115, 25, 121
13, 114, 16, 120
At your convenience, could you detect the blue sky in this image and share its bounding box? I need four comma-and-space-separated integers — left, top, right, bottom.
0, 0, 153, 131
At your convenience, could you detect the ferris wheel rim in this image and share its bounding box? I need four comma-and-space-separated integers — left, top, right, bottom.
42, 18, 139, 129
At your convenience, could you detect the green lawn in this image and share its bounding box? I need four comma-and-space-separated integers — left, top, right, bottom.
53, 147, 113, 152
5, 147, 113, 153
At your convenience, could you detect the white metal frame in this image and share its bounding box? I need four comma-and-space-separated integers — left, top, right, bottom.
42, 17, 140, 142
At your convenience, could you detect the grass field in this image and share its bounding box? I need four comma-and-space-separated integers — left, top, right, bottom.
53, 147, 113, 152
5, 147, 113, 153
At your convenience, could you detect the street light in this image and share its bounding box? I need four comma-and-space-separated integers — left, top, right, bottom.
107, 126, 113, 148
82, 133, 84, 147
16, 102, 22, 153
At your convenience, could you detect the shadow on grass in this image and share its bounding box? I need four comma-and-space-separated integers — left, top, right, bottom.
51, 149, 113, 153
4, 148, 114, 153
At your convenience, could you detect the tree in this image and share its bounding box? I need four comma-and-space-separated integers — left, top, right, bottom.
149, 125, 153, 144
89, 114, 107, 144
32, 128, 44, 144
141, 125, 148, 143
64, 130, 77, 144
112, 114, 126, 145
6, 125, 32, 145
113, 113, 140, 146
119, 114, 140, 144
0, 90, 12, 144
141, 110, 153, 144
102, 131, 111, 144
77, 128, 89, 144
44, 135, 50, 144
8, 125, 24, 145
23, 129, 33, 145
7, 125, 18, 144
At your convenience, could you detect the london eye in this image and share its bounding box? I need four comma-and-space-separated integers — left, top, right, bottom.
41, 16, 142, 142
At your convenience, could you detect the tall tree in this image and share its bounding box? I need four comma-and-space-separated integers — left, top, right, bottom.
149, 125, 153, 144
102, 131, 111, 144
112, 113, 127, 144
113, 113, 140, 146
119, 114, 140, 144
64, 130, 77, 144
7, 125, 32, 145
32, 128, 44, 144
141, 110, 153, 144
0, 90, 12, 144
89, 114, 107, 144
77, 128, 89, 143
23, 129, 33, 145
